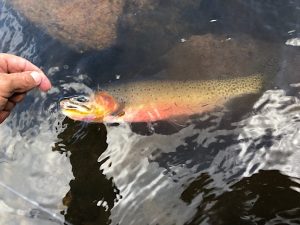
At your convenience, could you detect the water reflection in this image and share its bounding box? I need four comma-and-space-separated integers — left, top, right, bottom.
53, 120, 118, 225
0, 96, 72, 224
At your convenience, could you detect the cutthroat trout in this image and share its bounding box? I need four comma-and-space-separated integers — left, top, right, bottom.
60, 75, 263, 123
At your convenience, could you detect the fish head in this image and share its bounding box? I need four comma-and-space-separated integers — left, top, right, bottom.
59, 92, 119, 122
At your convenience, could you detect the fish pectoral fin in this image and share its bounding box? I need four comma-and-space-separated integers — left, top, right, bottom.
111, 102, 126, 117
116, 111, 125, 117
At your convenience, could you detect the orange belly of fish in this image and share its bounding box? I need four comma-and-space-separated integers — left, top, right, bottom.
105, 102, 219, 123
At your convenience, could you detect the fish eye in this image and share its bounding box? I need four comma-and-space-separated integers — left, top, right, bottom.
74, 96, 89, 103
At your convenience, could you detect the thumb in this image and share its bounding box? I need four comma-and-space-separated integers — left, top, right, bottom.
8, 71, 42, 93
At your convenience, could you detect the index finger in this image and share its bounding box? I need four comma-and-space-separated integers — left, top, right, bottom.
0, 53, 40, 73
0, 53, 52, 91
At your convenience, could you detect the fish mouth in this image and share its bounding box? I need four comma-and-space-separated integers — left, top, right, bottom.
59, 94, 121, 122
59, 96, 108, 122
59, 96, 92, 112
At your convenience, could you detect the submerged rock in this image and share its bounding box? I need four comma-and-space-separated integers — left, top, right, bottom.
161, 34, 281, 81
9, 0, 125, 51
9, 0, 202, 52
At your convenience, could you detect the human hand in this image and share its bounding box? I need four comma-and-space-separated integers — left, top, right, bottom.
0, 53, 52, 123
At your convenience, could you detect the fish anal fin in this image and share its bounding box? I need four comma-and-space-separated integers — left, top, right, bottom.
168, 116, 190, 127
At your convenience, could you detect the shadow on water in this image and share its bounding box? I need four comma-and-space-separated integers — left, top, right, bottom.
183, 170, 300, 225
53, 119, 118, 225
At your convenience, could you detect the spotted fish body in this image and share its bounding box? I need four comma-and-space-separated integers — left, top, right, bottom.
60, 75, 263, 123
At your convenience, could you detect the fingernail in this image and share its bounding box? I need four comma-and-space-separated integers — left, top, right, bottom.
30, 71, 42, 85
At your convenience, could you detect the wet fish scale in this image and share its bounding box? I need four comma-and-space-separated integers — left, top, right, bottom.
60, 75, 263, 123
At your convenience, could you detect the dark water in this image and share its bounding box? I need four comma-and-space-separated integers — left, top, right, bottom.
0, 1, 300, 224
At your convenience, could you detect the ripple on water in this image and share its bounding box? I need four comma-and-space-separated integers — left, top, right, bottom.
0, 67, 96, 224
1, 0, 300, 224
95, 85, 300, 224
0, 97, 72, 224
0, 2, 38, 59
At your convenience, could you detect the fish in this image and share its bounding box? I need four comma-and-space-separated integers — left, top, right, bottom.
60, 75, 263, 123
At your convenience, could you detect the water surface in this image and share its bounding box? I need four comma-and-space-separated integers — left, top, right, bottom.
0, 1, 300, 225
